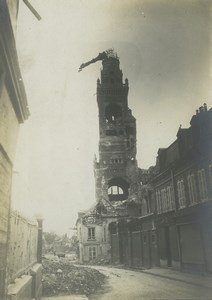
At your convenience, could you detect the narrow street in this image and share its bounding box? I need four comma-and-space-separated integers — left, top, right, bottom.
1, 2, 212, 300
41, 260, 212, 300
87, 266, 212, 300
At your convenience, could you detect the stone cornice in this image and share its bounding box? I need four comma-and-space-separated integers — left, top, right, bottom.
0, 1, 29, 123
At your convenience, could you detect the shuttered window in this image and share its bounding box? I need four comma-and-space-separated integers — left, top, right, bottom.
187, 174, 197, 205
198, 169, 208, 201
167, 186, 175, 210
161, 189, 167, 211
156, 190, 162, 214
177, 179, 186, 208
209, 165, 212, 188
88, 246, 97, 260
88, 227, 95, 240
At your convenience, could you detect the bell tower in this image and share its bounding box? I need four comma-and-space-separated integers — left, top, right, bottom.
94, 51, 138, 211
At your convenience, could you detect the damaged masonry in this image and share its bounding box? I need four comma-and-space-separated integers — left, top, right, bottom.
77, 50, 144, 264
76, 50, 212, 273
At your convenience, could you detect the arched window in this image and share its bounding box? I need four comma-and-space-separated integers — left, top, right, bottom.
107, 177, 129, 201
108, 186, 124, 195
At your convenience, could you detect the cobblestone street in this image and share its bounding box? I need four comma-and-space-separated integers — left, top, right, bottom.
88, 266, 212, 300
42, 264, 212, 300
42, 296, 87, 300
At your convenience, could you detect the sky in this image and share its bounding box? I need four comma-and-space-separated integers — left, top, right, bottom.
12, 0, 212, 235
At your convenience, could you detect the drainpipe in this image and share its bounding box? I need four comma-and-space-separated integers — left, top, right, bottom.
171, 169, 182, 270
170, 169, 177, 211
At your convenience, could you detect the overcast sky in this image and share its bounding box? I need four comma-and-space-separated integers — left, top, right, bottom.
12, 0, 212, 235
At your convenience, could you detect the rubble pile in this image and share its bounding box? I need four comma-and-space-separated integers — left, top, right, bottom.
85, 257, 111, 266
42, 258, 106, 296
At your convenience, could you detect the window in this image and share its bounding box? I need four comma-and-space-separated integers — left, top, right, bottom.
151, 231, 156, 244
156, 190, 162, 213
167, 186, 175, 210
187, 174, 197, 205
142, 198, 147, 215
198, 169, 208, 201
209, 164, 212, 189
88, 227, 95, 240
108, 186, 124, 195
161, 188, 167, 211
88, 246, 97, 260
146, 197, 151, 214
103, 226, 106, 242
177, 179, 186, 208
143, 234, 147, 244
0, 62, 5, 97
141, 196, 151, 216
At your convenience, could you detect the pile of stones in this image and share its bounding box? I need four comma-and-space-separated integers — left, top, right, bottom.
42, 257, 106, 296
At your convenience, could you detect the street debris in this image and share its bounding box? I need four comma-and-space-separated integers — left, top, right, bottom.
42, 257, 106, 296
79, 257, 110, 266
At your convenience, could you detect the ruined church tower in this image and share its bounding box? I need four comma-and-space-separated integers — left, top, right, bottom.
94, 52, 139, 212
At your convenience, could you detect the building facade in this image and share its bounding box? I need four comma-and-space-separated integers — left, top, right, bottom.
108, 104, 212, 273
0, 1, 30, 298
77, 211, 117, 263
7, 211, 43, 300
153, 104, 212, 273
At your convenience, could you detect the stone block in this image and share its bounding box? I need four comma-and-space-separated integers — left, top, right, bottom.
30, 264, 42, 300
7, 275, 32, 300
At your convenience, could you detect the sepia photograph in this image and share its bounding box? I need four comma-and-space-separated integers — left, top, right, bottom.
0, 0, 212, 299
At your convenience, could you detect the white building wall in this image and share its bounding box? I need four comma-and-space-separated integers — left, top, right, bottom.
77, 217, 117, 263
7, 211, 38, 282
